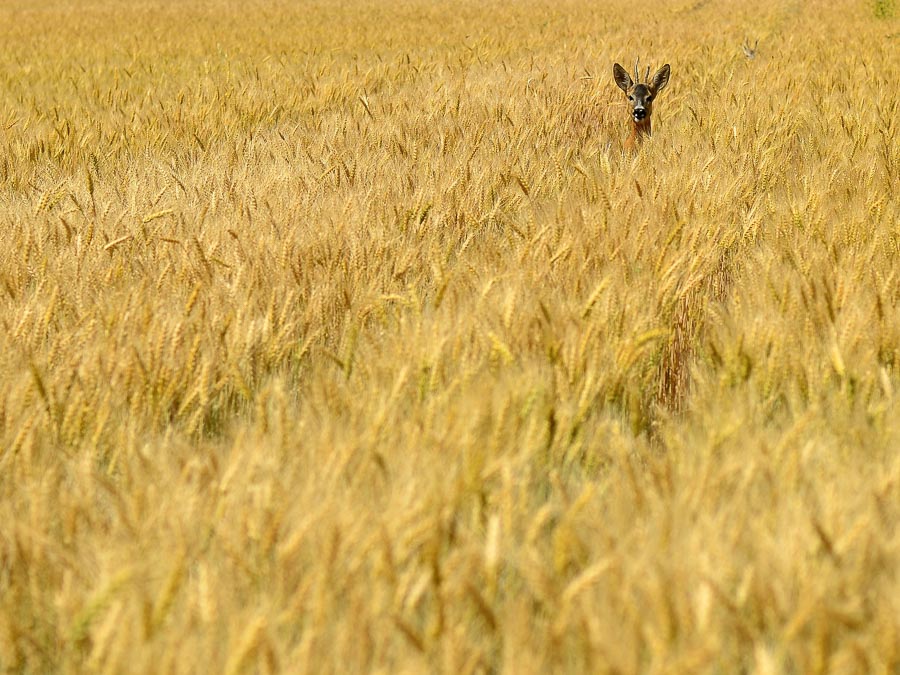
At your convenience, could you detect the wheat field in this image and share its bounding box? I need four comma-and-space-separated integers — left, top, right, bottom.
0, 0, 898, 672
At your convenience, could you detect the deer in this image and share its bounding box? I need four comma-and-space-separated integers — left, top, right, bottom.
742, 38, 759, 60
612, 60, 671, 151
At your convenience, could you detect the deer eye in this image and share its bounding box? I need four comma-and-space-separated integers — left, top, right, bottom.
646, 96, 653, 102
628, 95, 633, 101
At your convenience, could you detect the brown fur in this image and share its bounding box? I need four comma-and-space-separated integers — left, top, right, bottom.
625, 117, 653, 152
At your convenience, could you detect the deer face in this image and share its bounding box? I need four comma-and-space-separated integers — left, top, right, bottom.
626, 83, 654, 122
613, 62, 670, 124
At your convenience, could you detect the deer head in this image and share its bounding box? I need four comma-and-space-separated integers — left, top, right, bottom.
613, 60, 671, 143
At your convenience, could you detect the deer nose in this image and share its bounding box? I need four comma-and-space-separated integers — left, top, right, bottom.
633, 107, 646, 120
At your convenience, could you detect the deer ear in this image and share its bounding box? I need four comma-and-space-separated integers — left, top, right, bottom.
649, 64, 671, 94
613, 63, 632, 93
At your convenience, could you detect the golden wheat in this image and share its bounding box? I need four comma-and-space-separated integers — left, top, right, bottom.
0, 0, 898, 672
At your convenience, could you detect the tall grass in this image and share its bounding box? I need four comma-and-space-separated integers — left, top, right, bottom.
0, 0, 898, 672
